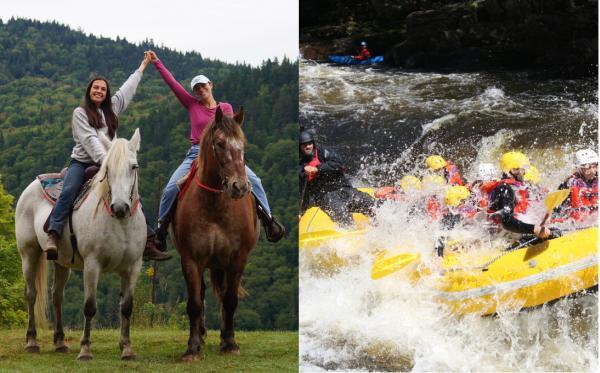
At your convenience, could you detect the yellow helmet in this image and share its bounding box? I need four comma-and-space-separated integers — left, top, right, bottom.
444, 185, 471, 207
400, 175, 422, 192
500, 151, 530, 173
426, 155, 446, 171
422, 175, 447, 189
524, 165, 540, 183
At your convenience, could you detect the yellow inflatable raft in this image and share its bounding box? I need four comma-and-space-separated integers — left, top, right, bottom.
427, 227, 598, 316
299, 188, 374, 250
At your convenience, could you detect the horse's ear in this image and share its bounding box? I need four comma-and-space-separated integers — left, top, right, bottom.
215, 106, 223, 123
129, 128, 141, 152
233, 106, 244, 126
98, 131, 112, 151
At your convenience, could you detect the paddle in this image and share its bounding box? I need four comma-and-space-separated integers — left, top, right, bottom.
371, 252, 421, 280
370, 189, 572, 280
540, 189, 571, 226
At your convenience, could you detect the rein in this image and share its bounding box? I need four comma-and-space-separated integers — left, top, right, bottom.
193, 140, 225, 194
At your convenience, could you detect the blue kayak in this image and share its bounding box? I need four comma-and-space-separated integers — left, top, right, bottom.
328, 55, 384, 65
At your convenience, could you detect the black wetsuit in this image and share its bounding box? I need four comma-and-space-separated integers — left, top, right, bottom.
299, 145, 374, 225
488, 178, 535, 234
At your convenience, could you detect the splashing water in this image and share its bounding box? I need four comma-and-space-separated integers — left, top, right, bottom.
300, 61, 598, 371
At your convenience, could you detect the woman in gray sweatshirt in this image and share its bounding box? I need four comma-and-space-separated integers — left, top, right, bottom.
45, 52, 170, 262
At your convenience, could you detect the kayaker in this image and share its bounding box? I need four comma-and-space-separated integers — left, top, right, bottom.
483, 151, 551, 239
299, 129, 376, 225
425, 155, 465, 186
352, 41, 372, 61
554, 148, 598, 222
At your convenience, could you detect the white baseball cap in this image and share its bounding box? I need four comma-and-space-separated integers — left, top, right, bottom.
190, 75, 211, 89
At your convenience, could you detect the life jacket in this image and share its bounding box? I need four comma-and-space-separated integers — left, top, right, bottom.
481, 179, 530, 221
566, 175, 598, 220
427, 196, 443, 221
306, 148, 321, 182
374, 186, 406, 201
444, 162, 464, 186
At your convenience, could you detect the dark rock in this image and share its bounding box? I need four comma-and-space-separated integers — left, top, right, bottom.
299, 0, 597, 77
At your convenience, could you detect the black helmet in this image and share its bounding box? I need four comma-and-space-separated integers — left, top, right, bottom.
299, 130, 315, 144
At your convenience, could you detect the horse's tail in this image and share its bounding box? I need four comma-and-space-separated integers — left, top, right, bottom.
34, 257, 48, 328
209, 269, 248, 299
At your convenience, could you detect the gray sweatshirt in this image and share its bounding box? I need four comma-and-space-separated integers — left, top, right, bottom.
70, 69, 143, 164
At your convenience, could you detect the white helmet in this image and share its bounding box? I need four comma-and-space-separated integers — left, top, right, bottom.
361, 41, 367, 46
477, 163, 497, 180
575, 149, 599, 166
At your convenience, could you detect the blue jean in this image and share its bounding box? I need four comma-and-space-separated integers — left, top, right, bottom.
158, 145, 271, 223
49, 159, 154, 237
49, 159, 90, 236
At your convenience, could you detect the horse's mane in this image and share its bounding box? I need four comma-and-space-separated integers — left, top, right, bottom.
93, 138, 130, 200
198, 114, 246, 170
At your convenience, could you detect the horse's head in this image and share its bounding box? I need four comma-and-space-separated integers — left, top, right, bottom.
201, 107, 250, 199
95, 129, 141, 219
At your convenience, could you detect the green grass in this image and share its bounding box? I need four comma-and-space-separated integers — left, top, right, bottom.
0, 328, 298, 372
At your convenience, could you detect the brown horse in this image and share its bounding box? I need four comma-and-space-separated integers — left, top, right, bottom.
172, 106, 259, 361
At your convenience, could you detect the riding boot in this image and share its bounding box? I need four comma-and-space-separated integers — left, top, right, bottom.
143, 232, 172, 261
256, 203, 285, 242
45, 231, 59, 261
154, 220, 171, 252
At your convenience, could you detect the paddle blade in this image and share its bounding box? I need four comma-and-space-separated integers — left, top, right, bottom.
371, 252, 420, 280
545, 189, 570, 212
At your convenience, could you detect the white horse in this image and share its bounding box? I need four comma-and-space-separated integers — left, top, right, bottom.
15, 129, 146, 360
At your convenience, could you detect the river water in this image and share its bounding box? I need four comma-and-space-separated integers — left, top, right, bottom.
299, 60, 598, 371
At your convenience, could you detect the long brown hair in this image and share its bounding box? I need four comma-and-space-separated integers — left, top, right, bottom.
82, 77, 119, 139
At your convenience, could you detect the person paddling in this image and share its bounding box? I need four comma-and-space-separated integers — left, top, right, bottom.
425, 155, 465, 186
484, 151, 551, 239
299, 129, 376, 225
554, 148, 598, 222
352, 41, 372, 61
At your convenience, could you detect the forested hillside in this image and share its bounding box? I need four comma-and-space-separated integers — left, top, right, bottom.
0, 18, 298, 330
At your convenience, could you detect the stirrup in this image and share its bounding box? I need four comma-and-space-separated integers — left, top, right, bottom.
264, 216, 285, 242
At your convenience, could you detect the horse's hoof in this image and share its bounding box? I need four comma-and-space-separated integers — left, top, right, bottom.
25, 345, 40, 353
77, 353, 93, 361
55, 345, 70, 353
181, 353, 199, 362
121, 353, 137, 361
219, 345, 240, 355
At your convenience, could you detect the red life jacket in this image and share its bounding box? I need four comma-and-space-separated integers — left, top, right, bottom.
306, 149, 321, 182
354, 48, 371, 60
444, 162, 464, 186
427, 196, 443, 221
481, 179, 530, 215
374, 186, 407, 201
568, 182, 598, 220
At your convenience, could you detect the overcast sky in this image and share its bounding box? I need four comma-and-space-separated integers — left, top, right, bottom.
0, 0, 299, 66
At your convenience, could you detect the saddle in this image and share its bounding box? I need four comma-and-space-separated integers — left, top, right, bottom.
177, 160, 199, 201
40, 165, 100, 233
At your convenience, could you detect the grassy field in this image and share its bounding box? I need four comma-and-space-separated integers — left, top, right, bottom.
0, 328, 298, 372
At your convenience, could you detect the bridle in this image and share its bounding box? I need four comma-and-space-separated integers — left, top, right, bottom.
194, 130, 230, 194
98, 166, 140, 216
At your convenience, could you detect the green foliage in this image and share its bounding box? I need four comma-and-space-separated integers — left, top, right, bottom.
0, 18, 298, 331
0, 237, 26, 327
0, 175, 15, 237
